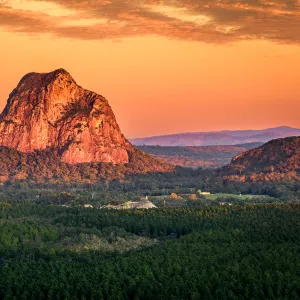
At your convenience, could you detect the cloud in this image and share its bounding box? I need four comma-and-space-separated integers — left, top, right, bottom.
0, 0, 300, 44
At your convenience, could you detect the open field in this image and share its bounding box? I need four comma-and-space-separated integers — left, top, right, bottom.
203, 193, 276, 201
147, 192, 280, 208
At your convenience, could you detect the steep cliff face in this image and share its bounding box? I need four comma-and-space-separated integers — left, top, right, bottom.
0, 69, 132, 164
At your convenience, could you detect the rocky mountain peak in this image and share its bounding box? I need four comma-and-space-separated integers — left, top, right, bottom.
14, 68, 75, 94
0, 69, 133, 164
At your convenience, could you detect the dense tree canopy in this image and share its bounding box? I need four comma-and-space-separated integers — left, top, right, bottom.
0, 203, 299, 299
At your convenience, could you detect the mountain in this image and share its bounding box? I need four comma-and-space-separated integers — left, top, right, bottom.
0, 69, 132, 164
137, 143, 263, 169
130, 127, 300, 146
219, 136, 300, 182
0, 69, 174, 184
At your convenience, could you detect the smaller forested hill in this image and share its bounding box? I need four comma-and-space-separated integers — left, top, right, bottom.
219, 136, 300, 182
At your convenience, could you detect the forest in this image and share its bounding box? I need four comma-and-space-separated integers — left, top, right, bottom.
0, 140, 300, 299
0, 203, 299, 299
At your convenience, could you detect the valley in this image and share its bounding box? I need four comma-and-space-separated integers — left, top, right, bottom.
137, 143, 263, 168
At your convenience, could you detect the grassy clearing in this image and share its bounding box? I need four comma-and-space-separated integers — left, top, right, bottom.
203, 193, 275, 201
69, 233, 157, 253
148, 193, 279, 207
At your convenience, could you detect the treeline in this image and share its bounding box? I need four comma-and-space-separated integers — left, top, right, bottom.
208, 177, 300, 200
1, 165, 300, 204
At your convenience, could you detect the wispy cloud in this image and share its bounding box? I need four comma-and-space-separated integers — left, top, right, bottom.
0, 0, 300, 43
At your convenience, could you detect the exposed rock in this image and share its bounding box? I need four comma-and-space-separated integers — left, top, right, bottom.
0, 69, 132, 164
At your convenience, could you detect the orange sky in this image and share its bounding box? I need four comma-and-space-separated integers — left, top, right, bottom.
0, 0, 300, 138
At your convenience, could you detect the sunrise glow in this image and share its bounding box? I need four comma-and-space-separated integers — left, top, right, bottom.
0, 0, 299, 138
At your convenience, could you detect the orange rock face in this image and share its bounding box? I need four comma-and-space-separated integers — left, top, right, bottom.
0, 69, 133, 164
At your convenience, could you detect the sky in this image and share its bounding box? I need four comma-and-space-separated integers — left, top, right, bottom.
0, 0, 300, 138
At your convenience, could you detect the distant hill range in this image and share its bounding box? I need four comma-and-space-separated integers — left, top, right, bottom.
137, 143, 263, 169
218, 136, 300, 182
131, 126, 300, 146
